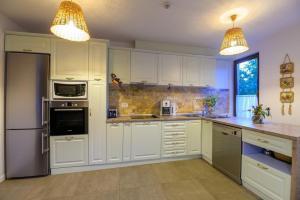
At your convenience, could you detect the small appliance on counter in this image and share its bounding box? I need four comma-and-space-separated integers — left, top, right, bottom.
50, 101, 88, 136
108, 108, 118, 118
160, 100, 177, 116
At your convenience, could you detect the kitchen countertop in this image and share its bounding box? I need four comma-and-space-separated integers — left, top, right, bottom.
107, 115, 300, 140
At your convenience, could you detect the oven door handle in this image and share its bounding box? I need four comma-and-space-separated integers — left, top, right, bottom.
54, 108, 84, 111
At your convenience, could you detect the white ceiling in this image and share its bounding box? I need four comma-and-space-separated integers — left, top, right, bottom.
1, 0, 300, 49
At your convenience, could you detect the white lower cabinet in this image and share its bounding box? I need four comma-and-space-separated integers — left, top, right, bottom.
186, 120, 202, 155
131, 122, 161, 160
161, 121, 187, 158
107, 123, 123, 163
50, 135, 88, 168
242, 156, 291, 200
123, 123, 132, 161
201, 120, 213, 164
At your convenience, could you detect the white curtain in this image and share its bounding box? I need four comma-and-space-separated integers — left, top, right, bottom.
236, 95, 258, 119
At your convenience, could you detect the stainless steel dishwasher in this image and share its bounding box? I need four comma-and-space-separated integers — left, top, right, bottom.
212, 123, 242, 184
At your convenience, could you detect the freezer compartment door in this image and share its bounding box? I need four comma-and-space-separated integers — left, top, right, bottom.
6, 129, 49, 178
5, 53, 49, 129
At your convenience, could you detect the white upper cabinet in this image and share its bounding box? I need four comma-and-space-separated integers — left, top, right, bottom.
107, 123, 123, 163
50, 39, 89, 80
89, 41, 107, 82
131, 51, 158, 84
88, 81, 107, 165
200, 57, 216, 87
186, 120, 202, 155
109, 48, 131, 84
158, 54, 182, 85
182, 56, 202, 86
5, 35, 51, 53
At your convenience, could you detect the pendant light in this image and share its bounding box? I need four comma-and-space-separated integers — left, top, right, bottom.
51, 0, 90, 42
219, 15, 249, 55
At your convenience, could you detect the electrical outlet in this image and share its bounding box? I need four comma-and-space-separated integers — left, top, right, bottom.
121, 102, 128, 108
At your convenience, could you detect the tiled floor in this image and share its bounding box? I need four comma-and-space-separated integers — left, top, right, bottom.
0, 159, 258, 200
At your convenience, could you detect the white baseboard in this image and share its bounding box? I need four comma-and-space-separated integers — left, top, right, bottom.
51, 155, 201, 175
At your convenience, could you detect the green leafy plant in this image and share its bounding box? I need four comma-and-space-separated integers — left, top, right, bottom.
249, 104, 271, 124
204, 96, 217, 108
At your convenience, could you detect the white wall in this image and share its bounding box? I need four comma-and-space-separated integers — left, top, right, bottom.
0, 13, 23, 182
215, 59, 234, 115
240, 21, 300, 125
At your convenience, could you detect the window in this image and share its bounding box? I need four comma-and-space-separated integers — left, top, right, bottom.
234, 53, 259, 118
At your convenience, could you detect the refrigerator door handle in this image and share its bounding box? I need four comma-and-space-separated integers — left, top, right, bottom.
41, 132, 49, 155
41, 97, 49, 127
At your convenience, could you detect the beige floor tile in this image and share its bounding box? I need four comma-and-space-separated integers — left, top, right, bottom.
120, 185, 166, 200
0, 159, 258, 200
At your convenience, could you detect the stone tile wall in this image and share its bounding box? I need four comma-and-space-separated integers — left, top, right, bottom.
109, 84, 229, 116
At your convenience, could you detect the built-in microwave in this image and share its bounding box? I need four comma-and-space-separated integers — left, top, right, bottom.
52, 81, 87, 99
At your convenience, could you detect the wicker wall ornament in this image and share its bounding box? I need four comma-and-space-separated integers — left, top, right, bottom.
280, 54, 294, 115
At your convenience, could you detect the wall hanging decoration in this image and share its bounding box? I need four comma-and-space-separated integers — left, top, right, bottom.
280, 54, 294, 115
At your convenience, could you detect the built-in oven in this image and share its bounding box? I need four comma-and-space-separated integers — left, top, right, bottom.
52, 81, 87, 100
50, 101, 88, 136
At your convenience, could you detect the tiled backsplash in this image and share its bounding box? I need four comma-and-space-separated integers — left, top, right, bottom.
109, 84, 230, 116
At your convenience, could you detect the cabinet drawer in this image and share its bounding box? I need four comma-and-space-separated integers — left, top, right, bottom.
163, 133, 187, 140
242, 130, 292, 156
162, 121, 186, 130
5, 35, 51, 53
162, 149, 187, 157
242, 156, 291, 200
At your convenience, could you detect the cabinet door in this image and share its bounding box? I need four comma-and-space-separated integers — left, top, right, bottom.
50, 135, 88, 168
186, 120, 202, 155
107, 123, 123, 163
158, 54, 182, 85
242, 156, 291, 200
109, 48, 131, 84
89, 41, 107, 82
131, 51, 158, 84
182, 56, 202, 86
5, 35, 51, 53
51, 39, 89, 80
132, 122, 161, 160
200, 57, 216, 87
123, 123, 132, 161
89, 82, 107, 165
202, 120, 213, 164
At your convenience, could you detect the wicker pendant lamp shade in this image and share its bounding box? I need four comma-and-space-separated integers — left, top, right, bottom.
51, 1, 90, 42
219, 15, 249, 55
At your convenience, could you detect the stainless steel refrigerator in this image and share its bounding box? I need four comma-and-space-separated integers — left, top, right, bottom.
5, 52, 50, 178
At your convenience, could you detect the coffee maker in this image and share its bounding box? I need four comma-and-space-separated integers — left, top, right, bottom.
160, 100, 177, 116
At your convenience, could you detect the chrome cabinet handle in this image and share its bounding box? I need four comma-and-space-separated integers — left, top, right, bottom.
94, 78, 102, 81
257, 138, 269, 144
23, 49, 32, 52
65, 136, 74, 141
66, 77, 74, 80
257, 163, 268, 170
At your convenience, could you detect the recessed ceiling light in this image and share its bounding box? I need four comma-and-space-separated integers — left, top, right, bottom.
219, 7, 249, 24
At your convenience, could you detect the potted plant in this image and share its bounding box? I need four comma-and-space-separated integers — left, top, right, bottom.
249, 104, 271, 124
203, 95, 217, 116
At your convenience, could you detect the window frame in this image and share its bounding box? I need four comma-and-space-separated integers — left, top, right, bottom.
233, 53, 260, 116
